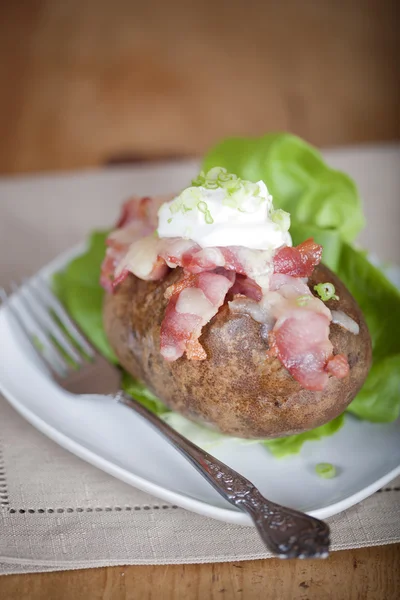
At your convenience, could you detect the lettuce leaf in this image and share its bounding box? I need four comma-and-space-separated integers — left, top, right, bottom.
121, 372, 170, 415
336, 244, 400, 422
203, 133, 365, 247
203, 133, 400, 425
262, 414, 345, 458
53, 231, 117, 364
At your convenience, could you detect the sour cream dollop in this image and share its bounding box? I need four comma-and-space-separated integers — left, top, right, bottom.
157, 167, 292, 251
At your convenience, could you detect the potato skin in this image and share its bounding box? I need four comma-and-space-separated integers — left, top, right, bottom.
103, 264, 372, 438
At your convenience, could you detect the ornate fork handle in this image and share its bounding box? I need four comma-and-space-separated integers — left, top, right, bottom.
118, 392, 330, 559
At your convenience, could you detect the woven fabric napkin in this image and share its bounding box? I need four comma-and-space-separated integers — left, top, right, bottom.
0, 397, 399, 575
0, 148, 399, 575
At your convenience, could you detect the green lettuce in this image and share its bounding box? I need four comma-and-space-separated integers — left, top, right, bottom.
262, 414, 345, 458
203, 133, 364, 270
122, 372, 170, 415
203, 133, 400, 424
53, 231, 117, 364
337, 244, 400, 422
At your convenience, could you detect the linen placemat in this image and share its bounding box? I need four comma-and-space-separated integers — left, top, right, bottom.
0, 147, 399, 575
0, 396, 399, 575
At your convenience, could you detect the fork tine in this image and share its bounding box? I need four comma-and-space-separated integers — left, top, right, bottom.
32, 276, 96, 358
15, 281, 85, 366
0, 287, 69, 378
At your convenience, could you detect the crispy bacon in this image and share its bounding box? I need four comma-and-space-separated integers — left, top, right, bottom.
265, 273, 348, 390
269, 311, 333, 391
101, 197, 349, 389
160, 294, 204, 361
230, 275, 263, 301
164, 273, 198, 300
160, 271, 234, 361
273, 238, 323, 277
116, 195, 167, 229
101, 196, 167, 290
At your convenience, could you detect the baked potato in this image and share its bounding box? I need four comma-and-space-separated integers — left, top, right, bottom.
103, 262, 372, 439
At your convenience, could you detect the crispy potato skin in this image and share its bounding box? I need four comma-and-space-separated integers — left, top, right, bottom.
103, 264, 372, 438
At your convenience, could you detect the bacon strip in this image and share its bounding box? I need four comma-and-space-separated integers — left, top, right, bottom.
116, 195, 169, 229
230, 274, 263, 302
273, 238, 323, 277
100, 196, 168, 291
160, 271, 234, 361
266, 273, 348, 390
268, 312, 333, 391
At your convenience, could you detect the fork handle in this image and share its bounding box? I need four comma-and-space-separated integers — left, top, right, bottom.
117, 392, 330, 559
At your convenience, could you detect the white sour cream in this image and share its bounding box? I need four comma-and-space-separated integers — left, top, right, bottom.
157, 168, 292, 251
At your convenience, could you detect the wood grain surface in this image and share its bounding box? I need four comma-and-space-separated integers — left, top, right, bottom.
0, 545, 399, 600
0, 0, 399, 598
0, 0, 398, 174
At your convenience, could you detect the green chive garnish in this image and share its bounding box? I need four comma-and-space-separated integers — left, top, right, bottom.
315, 463, 337, 479
314, 282, 339, 302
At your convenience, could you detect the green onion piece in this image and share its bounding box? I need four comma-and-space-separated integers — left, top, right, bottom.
206, 166, 225, 181
204, 181, 218, 190
197, 201, 214, 224
315, 463, 337, 479
314, 282, 339, 302
271, 209, 291, 232
182, 167, 267, 215
191, 171, 206, 187
243, 181, 260, 197
197, 201, 208, 214
223, 180, 241, 195
217, 171, 237, 185
167, 217, 172, 224
296, 294, 311, 306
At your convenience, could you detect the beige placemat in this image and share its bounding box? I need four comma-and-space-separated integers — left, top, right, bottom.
0, 396, 399, 575
0, 148, 399, 574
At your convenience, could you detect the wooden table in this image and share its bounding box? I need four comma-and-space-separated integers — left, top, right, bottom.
0, 546, 399, 599
0, 0, 399, 175
0, 1, 399, 598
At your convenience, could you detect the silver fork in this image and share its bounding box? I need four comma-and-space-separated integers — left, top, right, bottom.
0, 278, 330, 559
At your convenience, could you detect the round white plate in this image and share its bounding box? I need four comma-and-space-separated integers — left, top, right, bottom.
0, 244, 399, 526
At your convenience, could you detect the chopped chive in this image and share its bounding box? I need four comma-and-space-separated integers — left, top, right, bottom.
314, 282, 339, 302
315, 463, 337, 479
197, 201, 214, 224
191, 172, 206, 187
172, 166, 267, 218
204, 181, 218, 190
271, 209, 291, 231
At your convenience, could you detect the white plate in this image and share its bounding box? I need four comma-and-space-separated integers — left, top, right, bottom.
1, 147, 400, 525
0, 244, 399, 526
